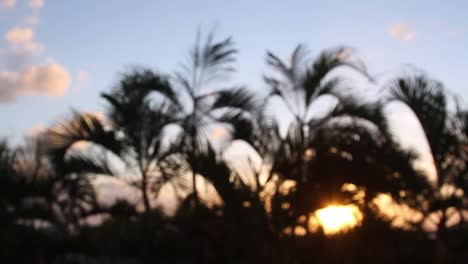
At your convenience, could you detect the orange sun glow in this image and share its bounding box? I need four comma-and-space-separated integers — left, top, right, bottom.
315, 204, 363, 235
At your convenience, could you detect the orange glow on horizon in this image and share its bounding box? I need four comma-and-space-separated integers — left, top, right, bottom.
315, 204, 363, 235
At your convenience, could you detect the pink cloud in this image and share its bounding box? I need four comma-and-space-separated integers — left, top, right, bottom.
5, 26, 34, 44
0, 62, 72, 102
1, 0, 15, 9
28, 0, 44, 9
389, 22, 416, 42
4, 26, 43, 70
5, 26, 43, 54
0, 0, 70, 104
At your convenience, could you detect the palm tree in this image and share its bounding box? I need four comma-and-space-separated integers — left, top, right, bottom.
385, 73, 468, 238
46, 70, 185, 214
237, 45, 393, 234
100, 69, 183, 212
0, 134, 113, 235
259, 45, 385, 185
45, 31, 257, 213
219, 46, 429, 242
169, 31, 257, 207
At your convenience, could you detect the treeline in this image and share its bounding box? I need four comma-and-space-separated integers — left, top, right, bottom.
0, 33, 467, 263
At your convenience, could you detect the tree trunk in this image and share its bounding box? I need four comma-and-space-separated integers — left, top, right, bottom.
141, 175, 151, 213
192, 170, 199, 208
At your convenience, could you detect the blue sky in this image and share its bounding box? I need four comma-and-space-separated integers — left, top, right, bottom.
1, 0, 467, 147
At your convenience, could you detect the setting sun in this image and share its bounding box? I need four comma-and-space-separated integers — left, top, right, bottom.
315, 205, 363, 235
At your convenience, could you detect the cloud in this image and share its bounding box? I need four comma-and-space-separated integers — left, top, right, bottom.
5, 26, 34, 44
24, 0, 44, 25
28, 0, 44, 9
0, 0, 73, 103
5, 26, 42, 53
1, 0, 15, 9
4, 26, 44, 69
0, 62, 71, 102
389, 23, 416, 42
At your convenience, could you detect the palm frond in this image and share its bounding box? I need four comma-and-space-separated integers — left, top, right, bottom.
200, 33, 237, 83
46, 111, 121, 166
145, 101, 181, 159
303, 46, 368, 107
13, 136, 54, 183
253, 113, 282, 157
330, 94, 389, 134
102, 69, 181, 135
266, 51, 295, 82
217, 110, 254, 144
179, 114, 211, 155
265, 44, 309, 96
159, 157, 192, 192
62, 153, 114, 176
103, 68, 180, 107
386, 74, 452, 162
210, 87, 257, 112
177, 30, 237, 94
187, 144, 244, 210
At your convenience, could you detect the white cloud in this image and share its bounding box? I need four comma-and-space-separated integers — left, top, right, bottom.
389, 22, 416, 42
0, 62, 72, 102
1, 0, 15, 9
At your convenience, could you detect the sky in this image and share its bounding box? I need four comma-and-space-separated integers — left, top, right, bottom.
1, 0, 468, 157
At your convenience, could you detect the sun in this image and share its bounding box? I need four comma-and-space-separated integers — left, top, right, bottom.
315, 204, 363, 235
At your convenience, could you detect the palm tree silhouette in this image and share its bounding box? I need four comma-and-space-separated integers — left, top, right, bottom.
45, 71, 187, 214
0, 134, 115, 235
44, 30, 257, 213
237, 45, 392, 235
385, 73, 468, 238
169, 31, 257, 208
100, 69, 183, 212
